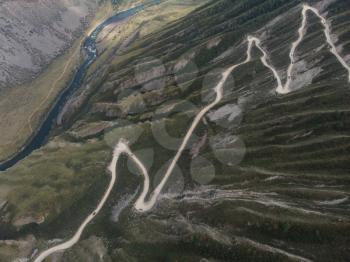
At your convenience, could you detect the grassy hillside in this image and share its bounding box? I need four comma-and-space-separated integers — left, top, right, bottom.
1, 0, 350, 261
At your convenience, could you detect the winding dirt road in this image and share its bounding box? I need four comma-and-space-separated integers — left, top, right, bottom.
33, 4, 350, 261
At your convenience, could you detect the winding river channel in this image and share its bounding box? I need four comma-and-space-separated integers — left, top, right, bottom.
0, 2, 158, 171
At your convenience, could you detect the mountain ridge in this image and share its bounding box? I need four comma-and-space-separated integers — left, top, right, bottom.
0, 0, 350, 261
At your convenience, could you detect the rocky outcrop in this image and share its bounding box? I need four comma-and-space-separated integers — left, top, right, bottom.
69, 121, 113, 140
91, 102, 123, 118
12, 216, 46, 229
57, 66, 109, 126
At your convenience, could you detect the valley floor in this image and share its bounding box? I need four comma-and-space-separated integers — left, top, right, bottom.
0, 2, 117, 163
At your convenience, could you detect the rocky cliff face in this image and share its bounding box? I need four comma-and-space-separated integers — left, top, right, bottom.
0, 0, 104, 89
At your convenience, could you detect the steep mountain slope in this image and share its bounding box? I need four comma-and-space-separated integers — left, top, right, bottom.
1, 0, 350, 261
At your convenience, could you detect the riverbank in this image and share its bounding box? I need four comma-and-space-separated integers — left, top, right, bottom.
0, 2, 116, 164
0, 2, 160, 171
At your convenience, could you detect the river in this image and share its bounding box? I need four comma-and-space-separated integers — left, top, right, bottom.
0, 1, 159, 171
